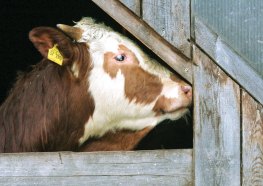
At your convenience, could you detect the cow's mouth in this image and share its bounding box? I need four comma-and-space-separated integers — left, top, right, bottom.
161, 106, 189, 114
153, 92, 192, 116
154, 106, 190, 119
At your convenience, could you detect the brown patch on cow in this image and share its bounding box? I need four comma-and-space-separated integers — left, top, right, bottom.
103, 52, 120, 78
103, 44, 163, 104
79, 127, 152, 151
103, 45, 140, 78
124, 67, 163, 104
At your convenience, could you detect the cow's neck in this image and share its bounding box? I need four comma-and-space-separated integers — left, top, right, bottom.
0, 61, 94, 152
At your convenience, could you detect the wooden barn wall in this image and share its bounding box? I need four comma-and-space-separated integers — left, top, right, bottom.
0, 150, 192, 186
120, 0, 191, 58
193, 46, 241, 185
193, 15, 263, 186
194, 17, 263, 105
120, 1, 263, 185
142, 0, 191, 58
242, 91, 263, 185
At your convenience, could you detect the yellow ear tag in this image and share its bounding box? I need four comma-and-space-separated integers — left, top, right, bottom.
47, 44, 63, 66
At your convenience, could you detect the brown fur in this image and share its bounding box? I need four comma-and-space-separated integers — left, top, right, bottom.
103, 45, 163, 104
79, 127, 152, 151
0, 27, 94, 152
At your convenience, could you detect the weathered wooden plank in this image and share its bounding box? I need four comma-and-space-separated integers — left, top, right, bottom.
0, 176, 186, 186
193, 46, 241, 186
195, 17, 263, 105
119, 0, 141, 16
142, 0, 191, 58
242, 91, 263, 186
0, 150, 193, 185
92, 0, 192, 83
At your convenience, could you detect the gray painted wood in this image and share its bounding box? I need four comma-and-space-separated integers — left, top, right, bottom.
193, 46, 241, 186
142, 0, 191, 58
242, 91, 263, 186
195, 17, 263, 105
119, 0, 141, 16
0, 176, 188, 186
193, 0, 263, 77
0, 150, 193, 185
92, 0, 192, 83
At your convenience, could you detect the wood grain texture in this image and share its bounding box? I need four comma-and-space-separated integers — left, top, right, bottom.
193, 46, 241, 186
0, 176, 188, 186
195, 17, 263, 105
119, 0, 141, 16
142, 0, 191, 58
92, 0, 192, 83
0, 176, 191, 186
0, 150, 193, 185
242, 91, 263, 186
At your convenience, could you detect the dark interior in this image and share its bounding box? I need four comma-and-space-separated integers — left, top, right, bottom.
0, 0, 193, 150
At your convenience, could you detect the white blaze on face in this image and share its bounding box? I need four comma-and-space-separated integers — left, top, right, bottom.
161, 80, 180, 99
75, 18, 192, 145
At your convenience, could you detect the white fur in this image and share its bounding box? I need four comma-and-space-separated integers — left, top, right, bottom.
160, 79, 180, 99
74, 18, 190, 145
71, 62, 79, 78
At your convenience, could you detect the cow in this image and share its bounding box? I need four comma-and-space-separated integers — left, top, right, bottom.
0, 17, 192, 153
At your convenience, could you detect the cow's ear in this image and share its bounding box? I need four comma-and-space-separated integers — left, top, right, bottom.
29, 27, 72, 63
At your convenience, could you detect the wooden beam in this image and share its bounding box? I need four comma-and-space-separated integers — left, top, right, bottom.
193, 46, 241, 186
195, 17, 263, 105
0, 150, 193, 185
242, 91, 263, 185
92, 0, 192, 83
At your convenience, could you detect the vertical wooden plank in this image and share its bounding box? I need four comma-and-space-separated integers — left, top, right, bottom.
119, 0, 141, 16
193, 46, 240, 186
142, 0, 191, 58
242, 91, 263, 185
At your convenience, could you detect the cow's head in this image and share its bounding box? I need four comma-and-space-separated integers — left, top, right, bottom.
30, 18, 192, 147
56, 18, 192, 145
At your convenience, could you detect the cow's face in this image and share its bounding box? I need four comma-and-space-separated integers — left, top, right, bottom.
58, 18, 192, 144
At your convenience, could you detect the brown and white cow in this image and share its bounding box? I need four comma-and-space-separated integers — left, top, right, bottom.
0, 17, 192, 152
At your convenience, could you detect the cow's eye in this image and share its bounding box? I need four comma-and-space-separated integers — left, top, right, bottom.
114, 54, 126, 62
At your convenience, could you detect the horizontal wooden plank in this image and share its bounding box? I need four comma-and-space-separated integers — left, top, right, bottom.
194, 17, 263, 104
0, 150, 193, 185
0, 175, 187, 186
193, 46, 241, 186
92, 0, 192, 83
142, 0, 191, 58
242, 91, 263, 185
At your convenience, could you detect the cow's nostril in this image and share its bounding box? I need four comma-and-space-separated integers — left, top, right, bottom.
181, 85, 192, 94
